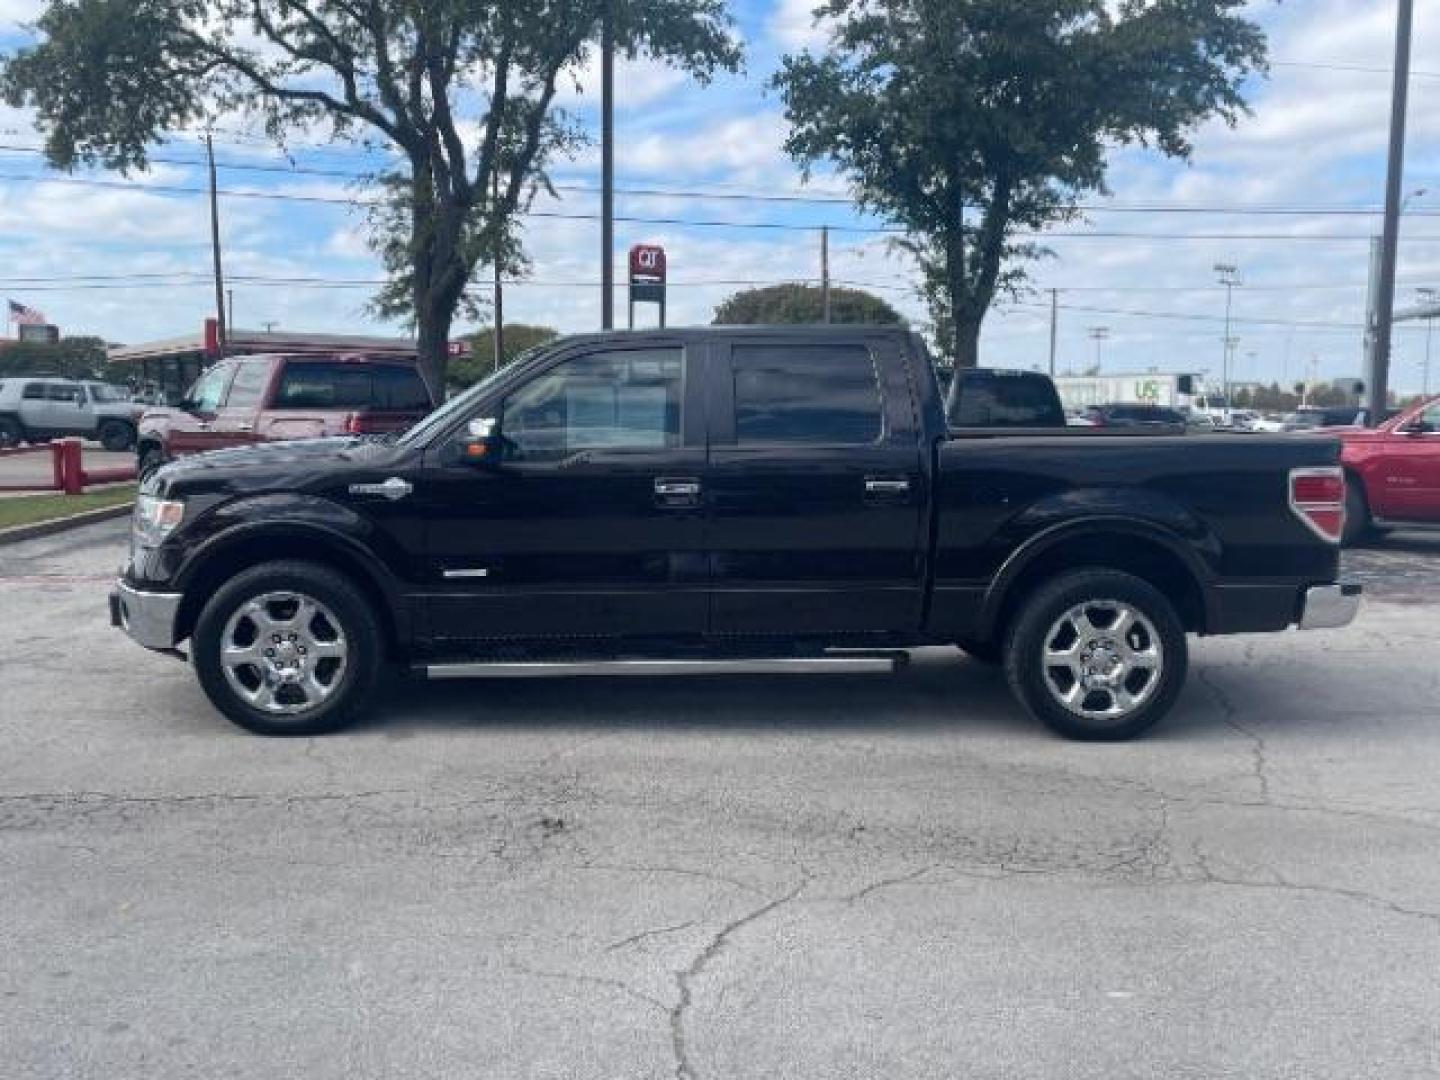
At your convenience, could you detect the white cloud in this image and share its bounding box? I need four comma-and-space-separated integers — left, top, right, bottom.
767, 0, 833, 53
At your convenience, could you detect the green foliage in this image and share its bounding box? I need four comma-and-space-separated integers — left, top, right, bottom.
712, 283, 904, 326
447, 323, 559, 389
3, 0, 741, 383
0, 336, 118, 381
774, 0, 1266, 366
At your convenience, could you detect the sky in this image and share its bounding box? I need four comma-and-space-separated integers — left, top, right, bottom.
1, 0, 1439, 393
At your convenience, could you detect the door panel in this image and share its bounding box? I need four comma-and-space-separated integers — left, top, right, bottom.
210, 358, 272, 448
167, 364, 235, 457
1376, 406, 1440, 521
420, 343, 709, 644
705, 337, 927, 636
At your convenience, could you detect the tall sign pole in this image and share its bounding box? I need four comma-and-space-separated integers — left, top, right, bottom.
821, 227, 831, 323
205, 132, 227, 361
1368, 0, 1415, 426
492, 169, 504, 374
600, 1, 615, 330
1048, 288, 1058, 376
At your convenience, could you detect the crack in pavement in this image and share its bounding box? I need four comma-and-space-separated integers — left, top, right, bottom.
605, 921, 697, 953
670, 875, 809, 1080
503, 959, 669, 1015
1197, 666, 1272, 801
839, 864, 940, 904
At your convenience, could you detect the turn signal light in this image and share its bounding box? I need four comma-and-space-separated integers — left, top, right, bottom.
1289, 467, 1346, 543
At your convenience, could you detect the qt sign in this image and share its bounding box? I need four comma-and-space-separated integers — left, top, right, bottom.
629, 244, 666, 283
628, 244, 667, 329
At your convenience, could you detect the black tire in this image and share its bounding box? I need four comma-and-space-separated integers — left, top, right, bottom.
1343, 479, 1376, 547
138, 444, 167, 481
98, 419, 135, 452
956, 637, 1003, 665
0, 416, 21, 448
1003, 569, 1188, 741
192, 560, 383, 736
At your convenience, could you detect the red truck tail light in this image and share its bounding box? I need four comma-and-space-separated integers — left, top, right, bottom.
1289, 467, 1345, 543
344, 411, 380, 434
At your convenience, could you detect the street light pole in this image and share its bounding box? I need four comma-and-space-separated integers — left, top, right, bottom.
1088, 325, 1110, 371
600, 0, 615, 331
1420, 287, 1437, 396
1215, 263, 1241, 421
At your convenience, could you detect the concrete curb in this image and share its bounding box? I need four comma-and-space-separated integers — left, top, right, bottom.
0, 502, 132, 547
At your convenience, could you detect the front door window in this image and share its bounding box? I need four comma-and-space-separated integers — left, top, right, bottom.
500, 348, 683, 463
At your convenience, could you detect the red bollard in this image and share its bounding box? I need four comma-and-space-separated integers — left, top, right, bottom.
50, 441, 66, 491
61, 438, 84, 495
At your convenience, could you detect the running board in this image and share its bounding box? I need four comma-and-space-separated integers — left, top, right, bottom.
416, 654, 905, 680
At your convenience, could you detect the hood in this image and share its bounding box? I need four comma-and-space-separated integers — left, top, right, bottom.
151, 436, 411, 495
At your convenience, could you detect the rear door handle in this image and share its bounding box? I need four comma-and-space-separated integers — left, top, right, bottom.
654, 477, 702, 508
864, 477, 911, 495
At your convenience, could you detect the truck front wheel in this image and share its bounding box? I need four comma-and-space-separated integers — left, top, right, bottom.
98, 419, 135, 452
1003, 569, 1187, 741
192, 560, 382, 736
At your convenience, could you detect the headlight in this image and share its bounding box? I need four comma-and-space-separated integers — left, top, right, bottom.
133, 495, 185, 546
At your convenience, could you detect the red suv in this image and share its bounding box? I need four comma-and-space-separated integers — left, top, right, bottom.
137, 353, 435, 478
1337, 395, 1440, 542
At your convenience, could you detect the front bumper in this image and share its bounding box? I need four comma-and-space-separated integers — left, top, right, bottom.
1299, 582, 1362, 630
109, 580, 183, 650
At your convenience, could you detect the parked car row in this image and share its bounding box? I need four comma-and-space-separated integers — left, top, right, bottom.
0, 377, 145, 450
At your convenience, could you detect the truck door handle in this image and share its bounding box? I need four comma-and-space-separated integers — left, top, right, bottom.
654, 477, 701, 508
234, 422, 254, 432
864, 477, 911, 495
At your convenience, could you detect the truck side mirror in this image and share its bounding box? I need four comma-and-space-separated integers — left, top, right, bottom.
459, 417, 505, 466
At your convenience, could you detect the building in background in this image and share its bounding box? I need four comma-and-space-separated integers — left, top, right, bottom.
108, 318, 418, 404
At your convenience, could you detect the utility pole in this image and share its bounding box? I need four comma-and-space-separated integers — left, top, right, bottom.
1215, 263, 1241, 421
228, 289, 234, 336
492, 169, 504, 375
600, 0, 615, 331
205, 132, 227, 361
1368, 0, 1416, 426
820, 227, 831, 323
1088, 326, 1110, 371
1048, 288, 1059, 376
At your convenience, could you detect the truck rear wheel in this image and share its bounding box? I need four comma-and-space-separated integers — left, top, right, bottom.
192, 560, 382, 736
1003, 569, 1187, 741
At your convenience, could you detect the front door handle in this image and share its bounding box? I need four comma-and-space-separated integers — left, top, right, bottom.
654, 476, 702, 508
864, 477, 911, 496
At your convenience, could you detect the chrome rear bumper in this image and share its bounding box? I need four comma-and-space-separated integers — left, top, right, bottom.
1299, 583, 1362, 630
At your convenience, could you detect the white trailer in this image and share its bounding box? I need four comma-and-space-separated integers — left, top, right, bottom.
1053, 372, 1204, 411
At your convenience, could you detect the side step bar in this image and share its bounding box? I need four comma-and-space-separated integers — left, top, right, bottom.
417, 653, 906, 680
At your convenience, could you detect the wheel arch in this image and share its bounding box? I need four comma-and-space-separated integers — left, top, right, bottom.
978, 520, 1210, 644
173, 525, 407, 656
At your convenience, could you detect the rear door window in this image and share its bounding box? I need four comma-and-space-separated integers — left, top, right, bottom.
731, 344, 882, 445
273, 363, 431, 410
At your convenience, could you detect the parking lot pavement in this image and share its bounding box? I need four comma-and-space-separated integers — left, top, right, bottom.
3, 522, 1440, 1080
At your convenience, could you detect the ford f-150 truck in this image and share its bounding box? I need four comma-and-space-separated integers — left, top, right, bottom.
110, 326, 1360, 741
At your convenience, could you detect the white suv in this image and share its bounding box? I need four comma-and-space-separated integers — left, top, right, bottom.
0, 377, 143, 450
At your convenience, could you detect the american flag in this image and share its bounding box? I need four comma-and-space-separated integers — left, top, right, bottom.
8, 299, 46, 326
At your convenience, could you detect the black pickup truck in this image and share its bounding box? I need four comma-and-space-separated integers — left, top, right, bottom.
111, 326, 1359, 740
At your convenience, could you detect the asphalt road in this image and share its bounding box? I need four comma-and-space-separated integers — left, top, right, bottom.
2, 521, 1439, 1079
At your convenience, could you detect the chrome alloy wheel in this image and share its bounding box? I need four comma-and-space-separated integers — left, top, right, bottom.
220, 591, 348, 715
1041, 600, 1163, 720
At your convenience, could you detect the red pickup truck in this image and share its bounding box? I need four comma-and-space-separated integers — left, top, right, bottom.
137, 353, 435, 478
1339, 394, 1440, 542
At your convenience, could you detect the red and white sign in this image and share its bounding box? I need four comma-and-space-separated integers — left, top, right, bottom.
447, 340, 468, 358
629, 244, 667, 284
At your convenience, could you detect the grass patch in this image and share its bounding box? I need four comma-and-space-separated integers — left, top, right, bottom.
0, 485, 135, 531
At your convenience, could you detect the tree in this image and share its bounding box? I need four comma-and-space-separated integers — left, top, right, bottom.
712, 283, 903, 326
773, 1, 1266, 367
0, 337, 117, 380
447, 322, 558, 389
3, 0, 740, 389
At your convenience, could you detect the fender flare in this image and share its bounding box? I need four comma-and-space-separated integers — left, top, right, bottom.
976, 515, 1215, 638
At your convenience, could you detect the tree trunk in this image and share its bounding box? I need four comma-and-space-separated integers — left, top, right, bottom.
416, 301, 452, 399
954, 317, 981, 369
